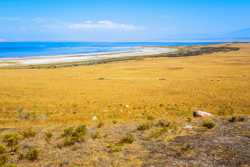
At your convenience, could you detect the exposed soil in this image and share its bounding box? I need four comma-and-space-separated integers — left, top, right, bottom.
142, 117, 250, 167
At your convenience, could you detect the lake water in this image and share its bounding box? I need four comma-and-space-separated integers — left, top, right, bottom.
0, 42, 223, 58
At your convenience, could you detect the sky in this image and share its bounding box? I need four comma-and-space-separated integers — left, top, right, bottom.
0, 0, 250, 42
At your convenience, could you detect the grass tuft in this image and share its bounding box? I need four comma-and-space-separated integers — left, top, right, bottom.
45, 131, 53, 143
202, 120, 216, 129
228, 116, 245, 123
25, 147, 39, 161
118, 134, 134, 145
137, 123, 151, 131
21, 128, 36, 138
3, 133, 20, 152
61, 125, 86, 146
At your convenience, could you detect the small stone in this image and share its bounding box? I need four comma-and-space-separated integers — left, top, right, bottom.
193, 110, 212, 117
184, 124, 192, 129
92, 116, 98, 121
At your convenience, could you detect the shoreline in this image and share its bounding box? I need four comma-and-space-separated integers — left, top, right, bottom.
0, 47, 176, 68
0, 44, 241, 69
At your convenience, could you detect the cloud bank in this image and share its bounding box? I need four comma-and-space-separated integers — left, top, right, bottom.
0, 17, 146, 41
68, 20, 144, 31
14, 17, 144, 32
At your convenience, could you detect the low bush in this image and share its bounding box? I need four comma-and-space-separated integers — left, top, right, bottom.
137, 123, 151, 131
45, 131, 53, 143
3, 133, 20, 152
0, 154, 8, 166
97, 122, 104, 128
0, 144, 6, 154
202, 120, 215, 129
61, 125, 86, 146
228, 116, 245, 123
25, 147, 39, 161
21, 128, 36, 138
91, 132, 100, 140
155, 119, 170, 128
148, 127, 168, 139
118, 134, 134, 145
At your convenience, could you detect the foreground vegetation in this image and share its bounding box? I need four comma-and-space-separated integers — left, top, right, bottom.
0, 43, 249, 166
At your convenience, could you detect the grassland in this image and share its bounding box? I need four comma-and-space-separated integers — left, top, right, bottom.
0, 43, 249, 166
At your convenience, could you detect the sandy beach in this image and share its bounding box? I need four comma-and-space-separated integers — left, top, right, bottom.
0, 47, 177, 67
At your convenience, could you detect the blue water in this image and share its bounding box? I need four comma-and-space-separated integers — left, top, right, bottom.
0, 42, 223, 58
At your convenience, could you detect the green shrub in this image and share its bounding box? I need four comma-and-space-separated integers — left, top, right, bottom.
75, 125, 86, 136
97, 122, 104, 128
45, 131, 53, 143
186, 117, 192, 123
148, 127, 168, 139
0, 154, 8, 166
62, 136, 79, 146
91, 132, 100, 140
107, 144, 122, 153
137, 123, 151, 131
3, 133, 20, 152
0, 145, 6, 154
21, 128, 36, 138
228, 116, 245, 123
17, 108, 36, 120
25, 147, 39, 161
155, 120, 170, 128
61, 127, 74, 137
202, 120, 215, 129
118, 134, 134, 145
61, 125, 86, 146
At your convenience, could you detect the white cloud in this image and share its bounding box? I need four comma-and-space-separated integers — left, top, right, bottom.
0, 17, 145, 32
68, 20, 144, 31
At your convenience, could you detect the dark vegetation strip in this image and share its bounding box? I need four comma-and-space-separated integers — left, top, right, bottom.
164, 46, 240, 57
1, 46, 240, 69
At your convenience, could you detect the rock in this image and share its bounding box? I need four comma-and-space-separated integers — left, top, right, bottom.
92, 116, 98, 121
193, 110, 212, 117
184, 124, 193, 129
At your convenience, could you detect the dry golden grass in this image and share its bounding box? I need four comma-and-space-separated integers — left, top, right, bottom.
0, 44, 250, 167
0, 44, 250, 128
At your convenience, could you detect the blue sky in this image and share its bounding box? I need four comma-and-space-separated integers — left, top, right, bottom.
0, 0, 250, 41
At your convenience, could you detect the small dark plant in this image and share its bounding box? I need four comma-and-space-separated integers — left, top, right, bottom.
228, 116, 245, 123
118, 134, 134, 145
137, 123, 150, 131
61, 125, 86, 146
0, 144, 6, 154
21, 128, 36, 138
97, 122, 104, 128
155, 119, 170, 128
202, 120, 215, 129
25, 147, 39, 161
0, 154, 8, 166
45, 131, 53, 143
3, 133, 20, 152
